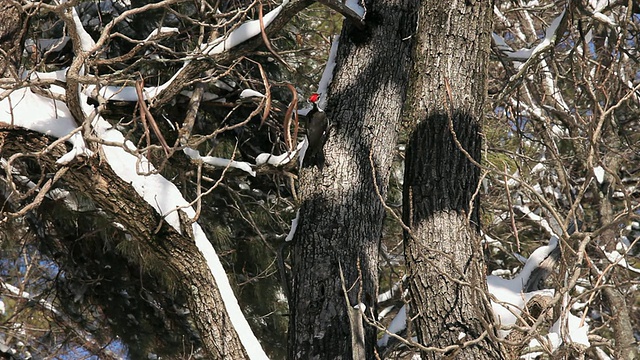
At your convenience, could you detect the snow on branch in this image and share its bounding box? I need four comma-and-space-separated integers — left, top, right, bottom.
377, 304, 407, 348
521, 297, 590, 359
285, 209, 300, 242
513, 204, 557, 237
256, 139, 306, 167
88, 104, 268, 358
84, 64, 185, 102
297, 36, 338, 116
183, 147, 256, 176
378, 239, 564, 349
0, 87, 92, 164
315, 36, 339, 109
487, 237, 559, 338
316, 0, 365, 27
1, 73, 268, 360
602, 237, 640, 274
492, 9, 568, 73
201, 0, 290, 55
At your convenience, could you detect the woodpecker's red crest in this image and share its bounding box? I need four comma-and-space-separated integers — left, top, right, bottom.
309, 93, 320, 104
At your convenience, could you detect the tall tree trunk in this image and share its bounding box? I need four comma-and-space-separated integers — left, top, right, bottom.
288, 0, 417, 358
402, 1, 504, 358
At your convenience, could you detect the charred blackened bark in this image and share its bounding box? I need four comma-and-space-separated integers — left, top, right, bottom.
402, 0, 505, 358
287, 0, 417, 358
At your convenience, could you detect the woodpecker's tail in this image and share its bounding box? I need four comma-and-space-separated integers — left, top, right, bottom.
302, 148, 325, 169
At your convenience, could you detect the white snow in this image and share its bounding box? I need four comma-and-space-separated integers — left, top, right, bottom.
298, 136, 309, 168
589, 0, 608, 12
285, 209, 299, 241
376, 239, 580, 350
183, 147, 256, 176
594, 347, 613, 360
377, 276, 407, 303
592, 11, 616, 26
4, 0, 332, 357
315, 36, 339, 110
89, 110, 268, 358
378, 305, 394, 320
255, 140, 305, 166
84, 63, 186, 102
239, 89, 266, 98
2, 13, 268, 354
201, 0, 290, 55
513, 205, 556, 236
530, 10, 565, 57
499, 170, 520, 188
593, 166, 605, 184
180, 90, 221, 101
72, 7, 97, 52
191, 223, 269, 359
493, 10, 565, 62
144, 27, 179, 42
0, 87, 92, 164
345, 0, 365, 19
377, 304, 406, 347
602, 248, 640, 274
487, 237, 558, 337
522, 309, 589, 359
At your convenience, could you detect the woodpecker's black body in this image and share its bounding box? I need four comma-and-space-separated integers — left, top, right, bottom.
303, 94, 328, 168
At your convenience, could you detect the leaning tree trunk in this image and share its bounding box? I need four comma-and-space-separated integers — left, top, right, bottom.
402, 1, 504, 359
288, 0, 417, 358
0, 128, 251, 359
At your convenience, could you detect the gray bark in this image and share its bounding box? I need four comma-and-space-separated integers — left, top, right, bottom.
402, 0, 505, 358
287, 0, 418, 357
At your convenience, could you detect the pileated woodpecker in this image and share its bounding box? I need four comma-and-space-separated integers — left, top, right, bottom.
303, 93, 328, 168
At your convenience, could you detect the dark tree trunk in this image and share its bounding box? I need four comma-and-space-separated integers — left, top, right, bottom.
0, 128, 251, 359
287, 0, 417, 358
402, 1, 504, 358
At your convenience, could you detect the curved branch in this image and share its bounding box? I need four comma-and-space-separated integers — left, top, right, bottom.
150, 0, 314, 109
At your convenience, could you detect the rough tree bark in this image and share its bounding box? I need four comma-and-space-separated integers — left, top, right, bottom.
288, 0, 417, 358
0, 128, 250, 359
402, 0, 505, 358
0, 0, 25, 77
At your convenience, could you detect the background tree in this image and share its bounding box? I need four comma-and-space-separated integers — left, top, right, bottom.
482, 2, 640, 359
400, 0, 504, 358
379, 1, 640, 359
